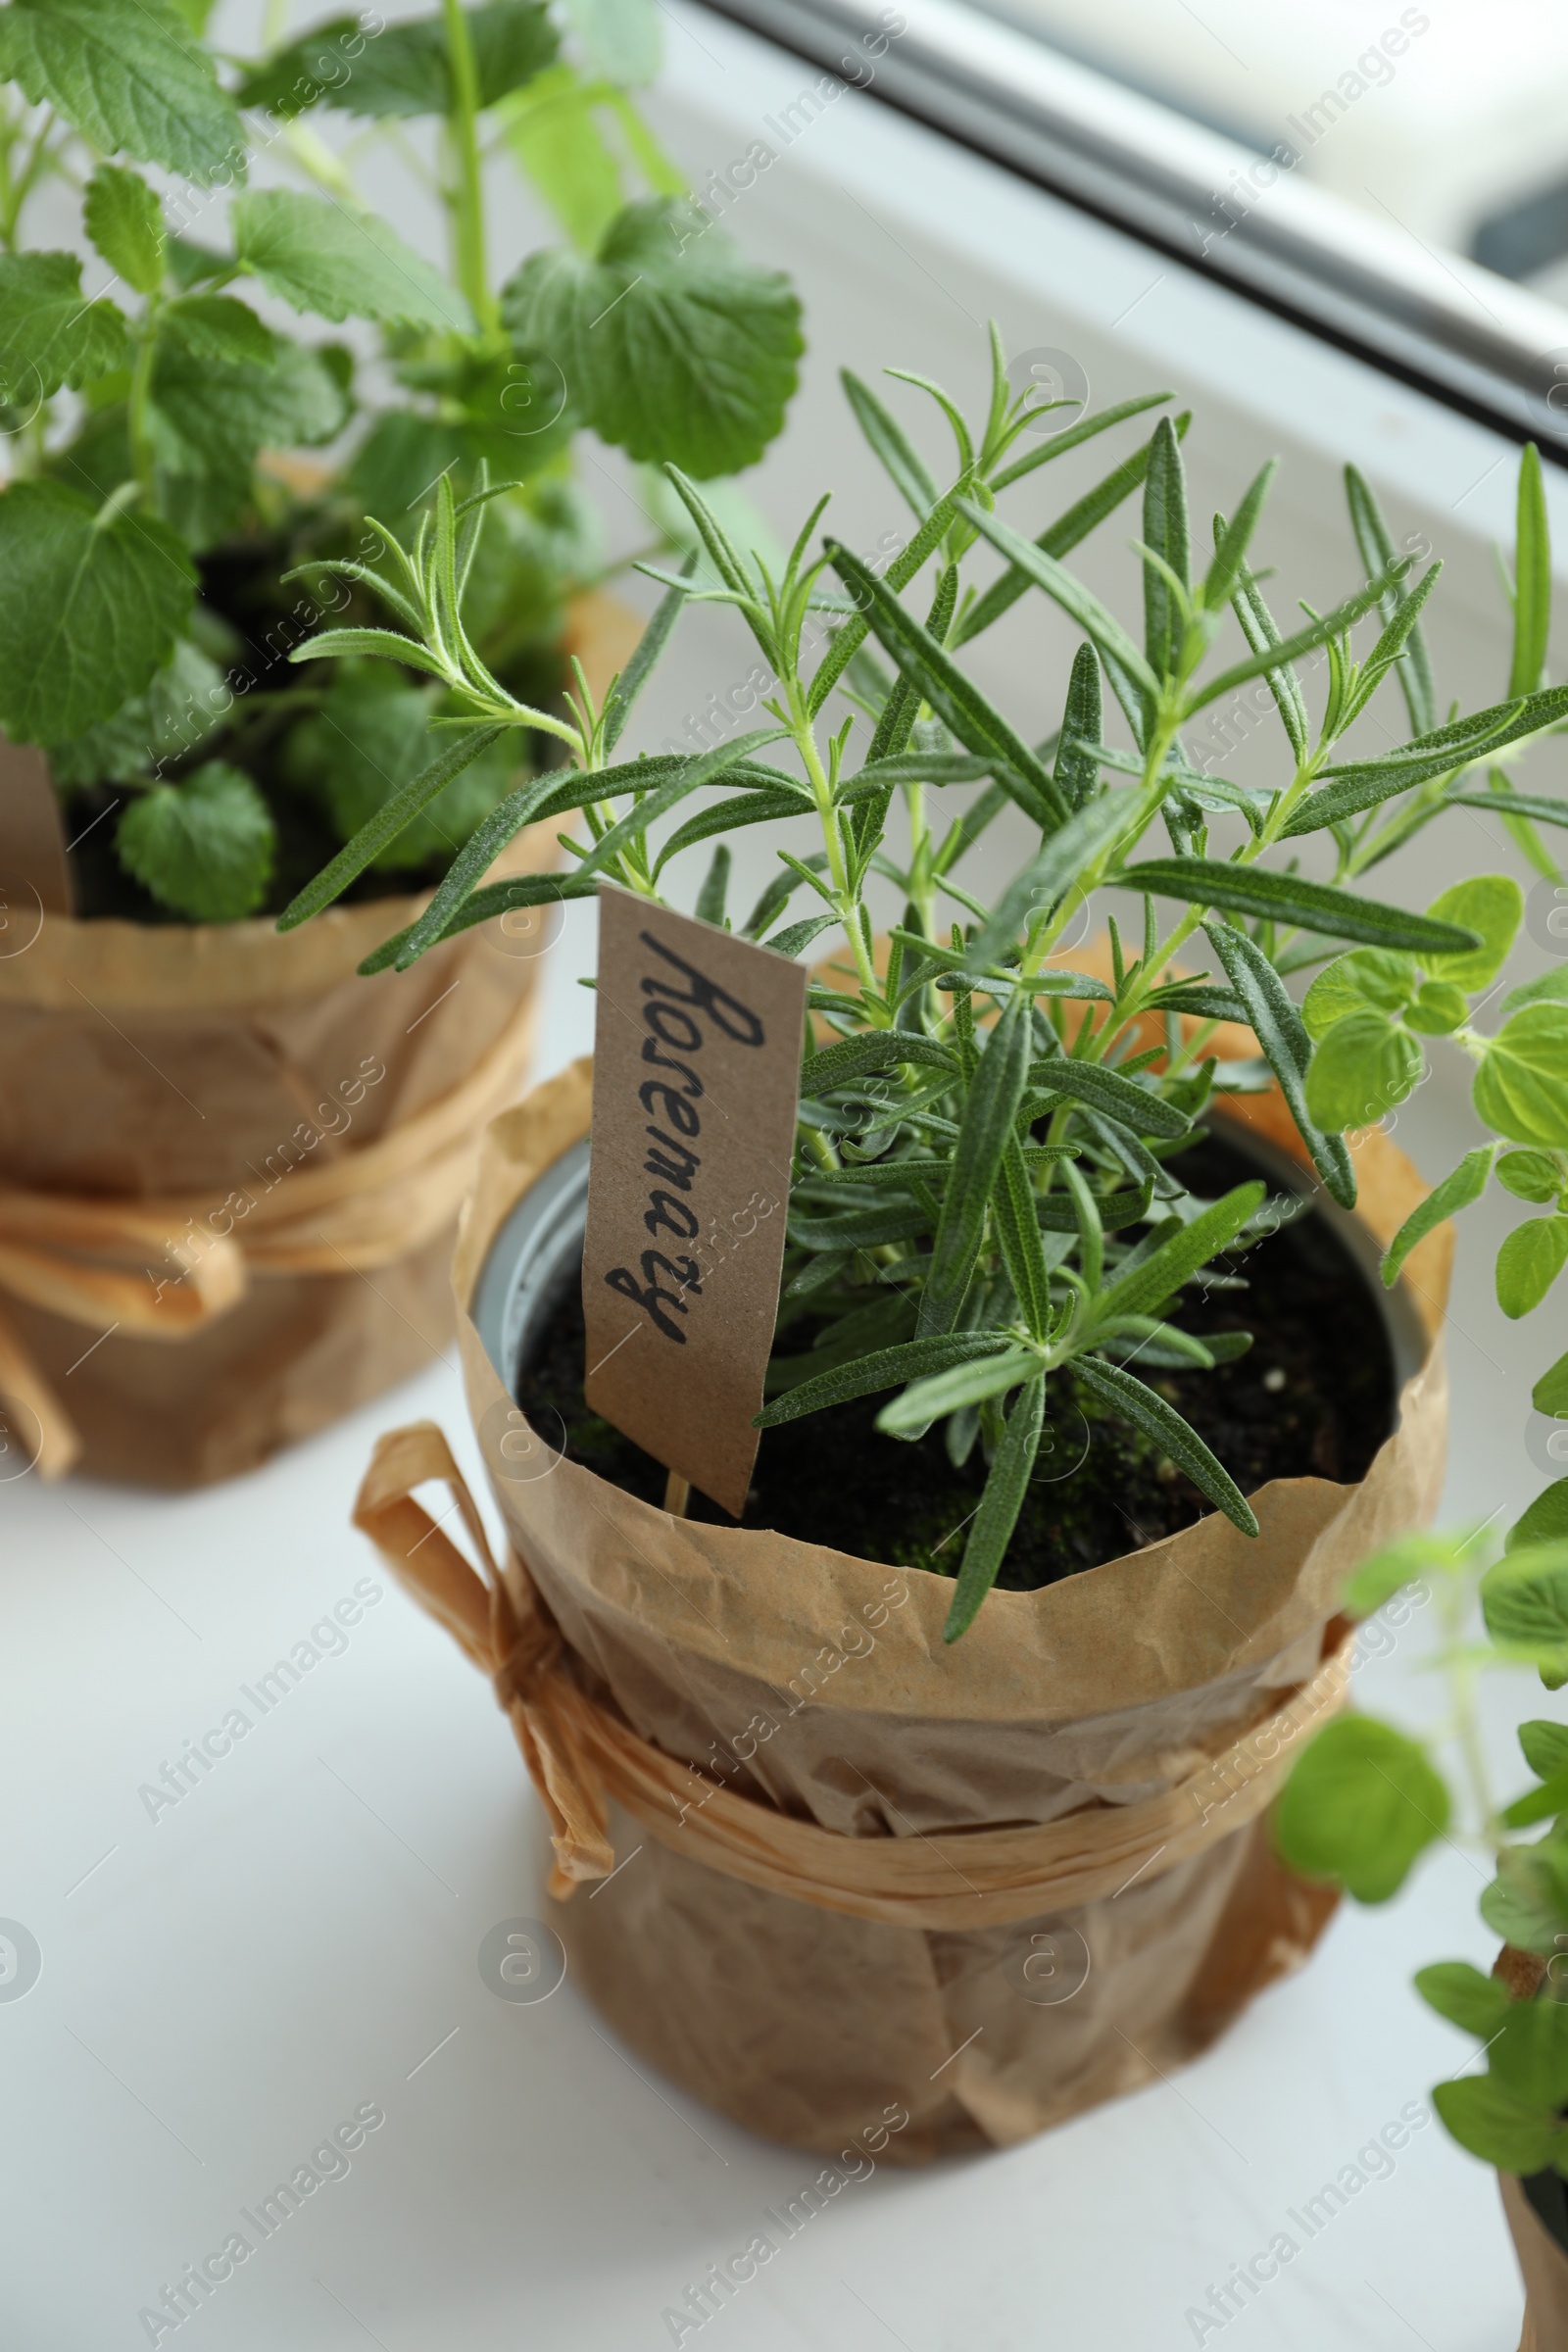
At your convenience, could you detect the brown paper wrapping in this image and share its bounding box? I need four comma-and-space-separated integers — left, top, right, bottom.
0, 595, 642, 1488
420, 1049, 1451, 2160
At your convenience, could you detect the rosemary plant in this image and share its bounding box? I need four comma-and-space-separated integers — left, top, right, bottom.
282, 330, 1568, 1640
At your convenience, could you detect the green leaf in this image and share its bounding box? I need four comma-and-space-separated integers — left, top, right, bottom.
994, 1135, 1054, 1340
1283, 686, 1568, 835
1512, 443, 1551, 700
953, 494, 1160, 713
0, 252, 126, 401
161, 293, 278, 368
756, 1335, 1011, 1428
1304, 1011, 1424, 1132
1510, 1483, 1568, 1554
918, 993, 1032, 1337
1496, 1122, 1568, 1214
878, 1345, 1043, 1435
83, 164, 165, 296
1273, 1715, 1449, 1901
241, 3, 559, 119
1345, 465, 1438, 736
275, 724, 508, 928
1090, 1180, 1263, 1329
1073, 1353, 1259, 1534
147, 331, 345, 548
1414, 1961, 1512, 2039
1500, 1764, 1568, 1830
1202, 463, 1275, 616
1507, 970, 1568, 1016
1203, 919, 1356, 1209
842, 367, 939, 518
954, 410, 1188, 650
232, 189, 469, 331
1482, 1841, 1568, 1954
1536, 1352, 1568, 1418
501, 199, 801, 477
1343, 1532, 1464, 1616
1229, 561, 1308, 761
0, 0, 242, 183
1381, 1146, 1495, 1288
961, 789, 1131, 969
1522, 1719, 1568, 1781
943, 1374, 1046, 1642
827, 538, 1065, 827
1117, 857, 1483, 954
1431, 2075, 1562, 2176
1185, 562, 1408, 714
358, 870, 599, 971
47, 637, 222, 787
569, 0, 662, 87
1497, 1217, 1568, 1318
116, 761, 274, 922
1482, 1544, 1568, 1684
0, 481, 195, 744
1302, 949, 1417, 1038
1054, 642, 1102, 812
1475, 1008, 1568, 1150
1490, 1998, 1568, 2113
1422, 875, 1523, 992
1405, 981, 1469, 1036
1033, 1054, 1192, 1140
1142, 415, 1189, 678
505, 61, 622, 251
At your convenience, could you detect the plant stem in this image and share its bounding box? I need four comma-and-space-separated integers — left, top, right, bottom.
441, 0, 500, 340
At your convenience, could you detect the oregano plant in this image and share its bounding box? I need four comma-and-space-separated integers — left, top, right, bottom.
282, 326, 1568, 1638
0, 0, 800, 922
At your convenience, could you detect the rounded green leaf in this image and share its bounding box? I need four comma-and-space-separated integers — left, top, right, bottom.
1535, 1354, 1568, 1421
1274, 1714, 1450, 1902
1405, 980, 1469, 1036
0, 250, 127, 403
1510, 1482, 1568, 1553
1483, 1543, 1568, 1686
1499, 1151, 1566, 1204
84, 165, 165, 296
0, 480, 194, 743
1304, 1010, 1423, 1132
1302, 948, 1415, 1038
1474, 1006, 1568, 1149
116, 762, 274, 922
501, 198, 803, 478
1424, 873, 1524, 991
1414, 1960, 1511, 2038
0, 0, 243, 186
1432, 2075, 1562, 2175
1496, 1216, 1568, 1319
231, 189, 469, 332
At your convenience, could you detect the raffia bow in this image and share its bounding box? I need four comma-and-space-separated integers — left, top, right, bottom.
353, 1420, 1355, 1928
0, 997, 535, 1481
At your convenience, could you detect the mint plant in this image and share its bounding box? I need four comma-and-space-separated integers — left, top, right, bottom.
282, 330, 1568, 1638
0, 0, 800, 922
1275, 1522, 1568, 2190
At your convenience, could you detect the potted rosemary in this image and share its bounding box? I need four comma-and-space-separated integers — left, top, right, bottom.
332, 340, 1567, 2160
0, 0, 799, 1485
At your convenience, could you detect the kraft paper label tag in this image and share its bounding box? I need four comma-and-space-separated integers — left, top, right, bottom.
582, 886, 807, 1519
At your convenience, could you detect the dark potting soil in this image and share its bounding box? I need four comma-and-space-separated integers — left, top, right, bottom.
513, 1129, 1398, 1591
1524, 2166, 1568, 2259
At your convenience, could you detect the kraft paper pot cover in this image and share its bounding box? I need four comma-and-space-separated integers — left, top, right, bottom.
355, 1045, 1451, 2163
0, 593, 644, 1490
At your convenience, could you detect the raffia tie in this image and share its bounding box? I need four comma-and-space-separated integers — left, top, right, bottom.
353, 1421, 1354, 1932
0, 998, 535, 1481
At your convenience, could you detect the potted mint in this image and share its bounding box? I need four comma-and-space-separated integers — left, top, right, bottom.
0, 0, 799, 1486
325, 344, 1567, 2159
